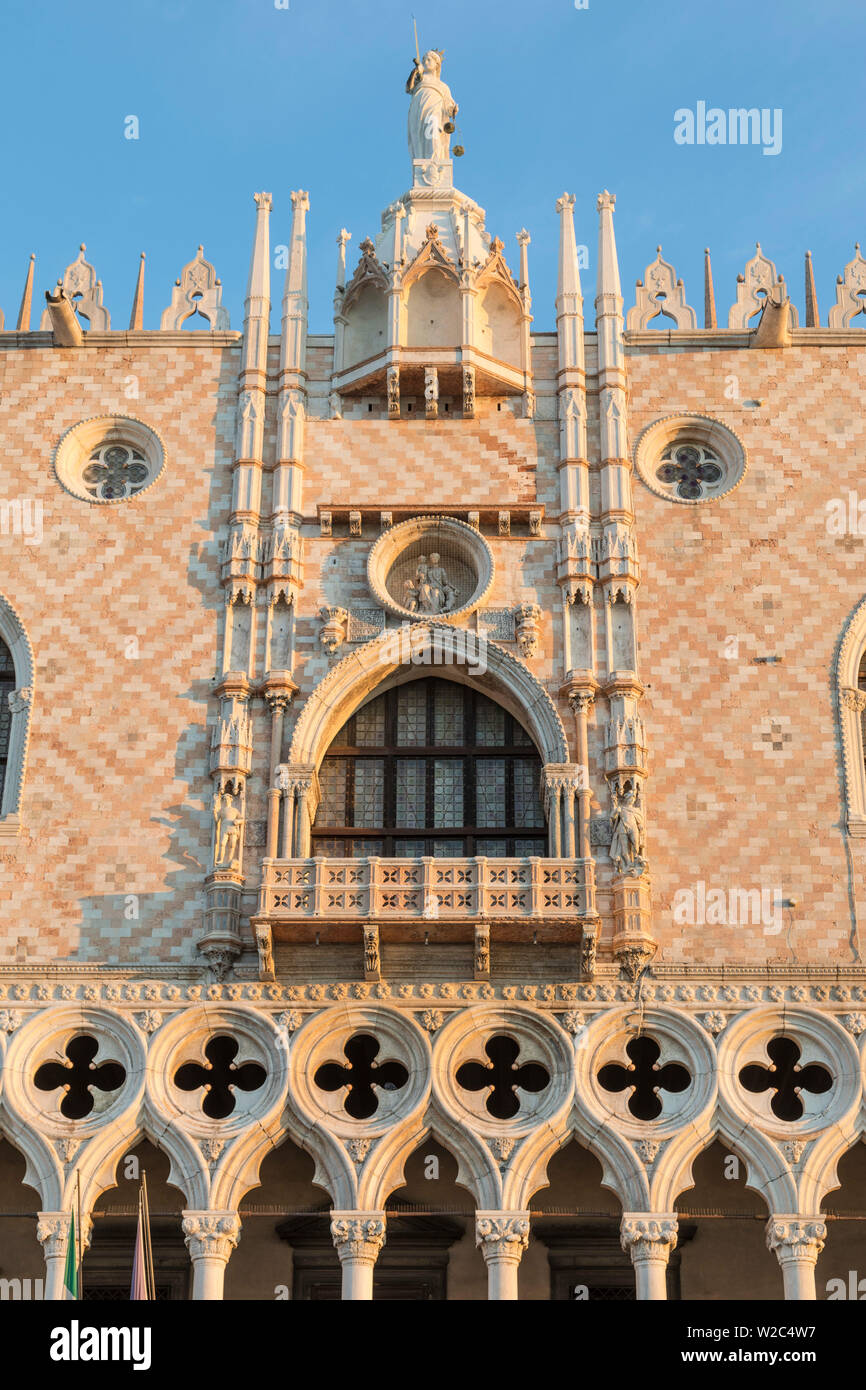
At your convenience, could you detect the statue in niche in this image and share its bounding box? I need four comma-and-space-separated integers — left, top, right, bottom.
609, 784, 645, 875
406, 50, 458, 163
214, 789, 244, 869
399, 552, 457, 614
426, 553, 456, 612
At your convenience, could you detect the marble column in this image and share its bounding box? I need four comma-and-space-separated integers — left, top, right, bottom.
620, 1214, 678, 1300
183, 1211, 241, 1300
766, 1217, 826, 1300
476, 1212, 531, 1300
330, 1213, 387, 1301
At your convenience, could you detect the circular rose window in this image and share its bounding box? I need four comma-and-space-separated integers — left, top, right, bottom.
367, 516, 494, 622
633, 414, 747, 506
52, 416, 165, 504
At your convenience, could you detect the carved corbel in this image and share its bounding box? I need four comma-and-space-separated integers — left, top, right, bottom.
319, 606, 349, 655
513, 602, 542, 659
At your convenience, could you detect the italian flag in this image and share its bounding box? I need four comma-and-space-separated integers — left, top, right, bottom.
63, 1210, 78, 1300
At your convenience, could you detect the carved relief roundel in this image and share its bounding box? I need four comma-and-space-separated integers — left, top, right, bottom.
367, 515, 495, 623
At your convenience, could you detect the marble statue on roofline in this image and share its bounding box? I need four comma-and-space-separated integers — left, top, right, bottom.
406, 49, 458, 163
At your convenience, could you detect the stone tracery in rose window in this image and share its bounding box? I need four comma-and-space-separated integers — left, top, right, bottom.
81, 443, 151, 501
655, 442, 723, 501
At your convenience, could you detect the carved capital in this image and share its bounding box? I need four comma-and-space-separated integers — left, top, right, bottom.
620, 1215, 678, 1263
330, 1213, 387, 1263
37, 1211, 92, 1256
841, 686, 866, 713
182, 1211, 241, 1261
8, 687, 32, 715
765, 1218, 827, 1264
475, 1213, 531, 1260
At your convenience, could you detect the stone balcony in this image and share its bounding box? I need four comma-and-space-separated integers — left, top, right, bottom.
256, 856, 596, 944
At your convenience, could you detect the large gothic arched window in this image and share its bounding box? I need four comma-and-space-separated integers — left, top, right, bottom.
0, 639, 14, 805
312, 678, 546, 858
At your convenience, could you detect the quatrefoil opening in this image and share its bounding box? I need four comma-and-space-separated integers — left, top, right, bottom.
455, 1034, 550, 1120
597, 1035, 691, 1120
738, 1036, 832, 1122
314, 1033, 409, 1119
174, 1035, 267, 1119
34, 1035, 126, 1120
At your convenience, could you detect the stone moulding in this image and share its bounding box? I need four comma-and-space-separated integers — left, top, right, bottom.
632, 413, 747, 506
366, 514, 495, 623
287, 622, 570, 771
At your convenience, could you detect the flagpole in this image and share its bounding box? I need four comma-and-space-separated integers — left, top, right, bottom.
141, 1169, 156, 1301
75, 1169, 83, 1300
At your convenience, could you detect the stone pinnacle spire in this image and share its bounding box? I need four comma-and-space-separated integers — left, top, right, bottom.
805, 250, 819, 327
704, 248, 717, 328
129, 253, 145, 330
16, 253, 35, 331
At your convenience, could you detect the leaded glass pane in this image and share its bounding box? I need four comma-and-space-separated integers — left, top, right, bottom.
353, 839, 382, 857
354, 695, 386, 747
512, 720, 532, 746
394, 838, 423, 858
353, 759, 385, 828
475, 697, 506, 746
432, 839, 461, 857
313, 837, 345, 858
316, 758, 347, 827
475, 838, 507, 857
514, 758, 544, 827
0, 640, 13, 677
433, 759, 463, 827
476, 758, 506, 828
396, 684, 427, 746
395, 759, 425, 828
433, 682, 464, 745
514, 837, 545, 856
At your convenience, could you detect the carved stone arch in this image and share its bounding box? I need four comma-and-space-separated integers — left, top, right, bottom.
795, 1123, 865, 1217
836, 592, 866, 834
514, 1109, 651, 1215
288, 624, 569, 773
75, 1114, 209, 1216
652, 1113, 796, 1217
0, 1107, 64, 1210
360, 1104, 502, 1212
0, 591, 35, 834
210, 1107, 357, 1213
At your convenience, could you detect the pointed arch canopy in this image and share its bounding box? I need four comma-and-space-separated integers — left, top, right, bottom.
288, 624, 569, 772
0, 591, 35, 835
837, 593, 866, 834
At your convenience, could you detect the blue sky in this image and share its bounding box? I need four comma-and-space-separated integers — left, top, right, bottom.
1, 0, 863, 333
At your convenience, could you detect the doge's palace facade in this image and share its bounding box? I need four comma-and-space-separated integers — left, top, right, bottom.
2, 53, 866, 1302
